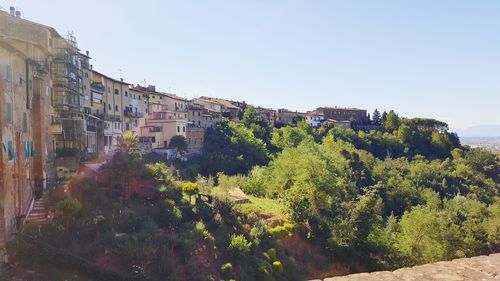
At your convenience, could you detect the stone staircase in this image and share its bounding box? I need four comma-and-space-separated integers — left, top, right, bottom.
24, 193, 50, 225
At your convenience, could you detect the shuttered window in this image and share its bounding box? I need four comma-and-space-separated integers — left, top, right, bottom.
6, 103, 12, 124
7, 141, 15, 160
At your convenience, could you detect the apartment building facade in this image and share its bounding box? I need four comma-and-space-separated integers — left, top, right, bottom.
305, 110, 325, 128
91, 70, 130, 153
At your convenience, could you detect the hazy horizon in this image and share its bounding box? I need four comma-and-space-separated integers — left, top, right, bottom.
4, 0, 500, 129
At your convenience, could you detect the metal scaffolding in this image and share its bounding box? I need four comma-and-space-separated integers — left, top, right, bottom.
51, 33, 86, 154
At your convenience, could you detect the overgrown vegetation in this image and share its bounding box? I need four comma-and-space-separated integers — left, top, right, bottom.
9, 108, 500, 280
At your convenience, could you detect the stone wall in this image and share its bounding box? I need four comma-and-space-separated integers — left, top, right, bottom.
310, 253, 500, 281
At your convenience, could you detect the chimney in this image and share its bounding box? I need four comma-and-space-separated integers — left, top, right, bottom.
9, 6, 15, 16
86, 50, 89, 57
15, 10, 21, 18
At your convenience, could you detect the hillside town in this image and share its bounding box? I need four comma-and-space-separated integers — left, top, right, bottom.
0, 7, 370, 246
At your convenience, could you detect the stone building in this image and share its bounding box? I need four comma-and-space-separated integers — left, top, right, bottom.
254, 106, 276, 125
276, 109, 305, 125
186, 126, 204, 155
0, 39, 38, 244
0, 8, 59, 244
317, 107, 367, 122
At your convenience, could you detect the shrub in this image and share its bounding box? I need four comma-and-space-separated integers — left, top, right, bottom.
213, 194, 234, 217
220, 262, 233, 280
250, 223, 268, 246
227, 234, 251, 258
272, 261, 283, 277
153, 199, 182, 228
266, 248, 277, 262
56, 198, 83, 217
192, 221, 215, 243
183, 164, 201, 181
268, 223, 294, 239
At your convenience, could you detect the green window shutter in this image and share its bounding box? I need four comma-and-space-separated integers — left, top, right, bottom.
7, 140, 15, 160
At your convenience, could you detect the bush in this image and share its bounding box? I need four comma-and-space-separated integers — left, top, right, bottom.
266, 248, 277, 262
250, 222, 269, 246
227, 234, 251, 258
56, 198, 83, 217
268, 223, 294, 239
213, 194, 234, 218
272, 261, 284, 277
153, 199, 182, 228
183, 164, 201, 181
220, 262, 233, 280
192, 221, 215, 243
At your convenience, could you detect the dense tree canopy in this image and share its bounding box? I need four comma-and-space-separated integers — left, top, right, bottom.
190, 110, 499, 268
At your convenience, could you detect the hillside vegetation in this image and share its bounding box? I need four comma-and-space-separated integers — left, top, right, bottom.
8, 108, 499, 281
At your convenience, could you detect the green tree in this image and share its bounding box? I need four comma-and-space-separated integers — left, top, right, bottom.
102, 131, 144, 203
383, 110, 400, 132
169, 135, 188, 158
395, 205, 457, 264
372, 109, 381, 125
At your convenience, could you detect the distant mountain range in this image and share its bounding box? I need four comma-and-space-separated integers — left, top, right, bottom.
454, 124, 500, 138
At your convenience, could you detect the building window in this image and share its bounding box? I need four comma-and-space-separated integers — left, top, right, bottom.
22, 112, 27, 132
182, 126, 185, 132
177, 126, 180, 133
6, 103, 12, 124
3, 64, 12, 81
7, 140, 15, 160
108, 104, 111, 111
108, 87, 110, 93
125, 91, 128, 97
115, 105, 118, 111
85, 72, 88, 78
114, 89, 119, 95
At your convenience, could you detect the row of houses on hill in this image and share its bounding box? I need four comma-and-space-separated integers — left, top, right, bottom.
0, 6, 368, 245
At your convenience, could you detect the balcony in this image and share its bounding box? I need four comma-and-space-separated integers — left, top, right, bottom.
86, 124, 97, 132
124, 110, 144, 118
104, 115, 122, 122
91, 83, 105, 93
51, 123, 63, 134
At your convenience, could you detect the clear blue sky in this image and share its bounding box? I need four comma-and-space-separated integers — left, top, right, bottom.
5, 0, 500, 129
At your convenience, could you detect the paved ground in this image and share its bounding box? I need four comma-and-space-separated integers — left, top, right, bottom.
310, 253, 500, 281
